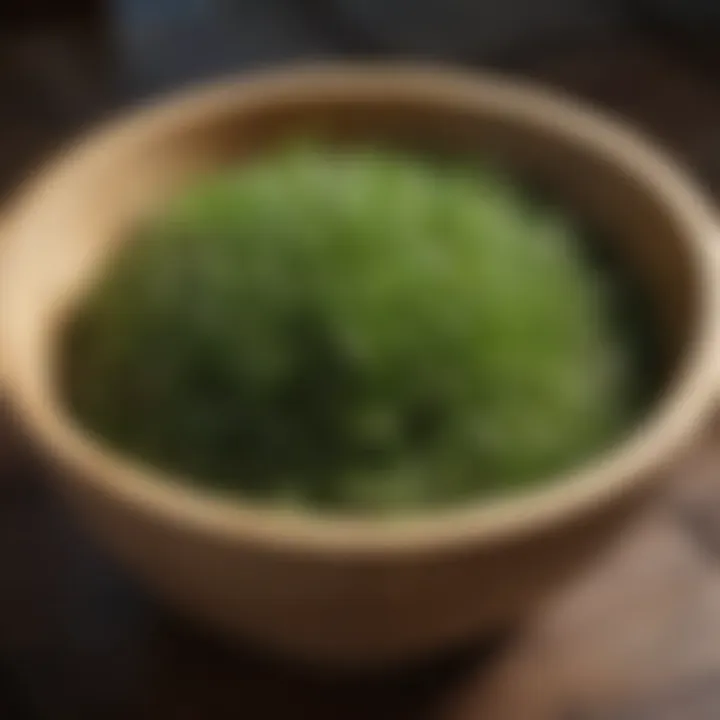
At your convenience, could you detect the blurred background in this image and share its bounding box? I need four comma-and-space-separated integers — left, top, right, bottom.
2, 0, 720, 192
3, 1, 720, 718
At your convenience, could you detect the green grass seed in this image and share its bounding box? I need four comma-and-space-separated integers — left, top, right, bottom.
62, 144, 638, 513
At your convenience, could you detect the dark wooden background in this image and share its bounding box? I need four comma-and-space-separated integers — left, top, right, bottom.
3, 7, 720, 719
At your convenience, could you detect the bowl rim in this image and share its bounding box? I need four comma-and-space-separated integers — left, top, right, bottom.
2, 62, 719, 557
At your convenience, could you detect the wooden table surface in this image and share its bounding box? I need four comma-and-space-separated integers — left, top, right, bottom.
3, 17, 720, 720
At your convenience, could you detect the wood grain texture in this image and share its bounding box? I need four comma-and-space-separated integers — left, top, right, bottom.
449, 450, 720, 718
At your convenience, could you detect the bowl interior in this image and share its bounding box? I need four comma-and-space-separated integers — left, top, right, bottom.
0, 68, 713, 547
37, 76, 698, 395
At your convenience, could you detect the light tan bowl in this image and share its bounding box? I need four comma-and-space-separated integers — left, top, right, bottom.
2, 64, 720, 668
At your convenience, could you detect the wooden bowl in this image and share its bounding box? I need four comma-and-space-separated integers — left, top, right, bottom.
1, 64, 719, 668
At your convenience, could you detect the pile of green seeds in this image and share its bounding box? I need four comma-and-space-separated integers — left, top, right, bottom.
62, 145, 634, 513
